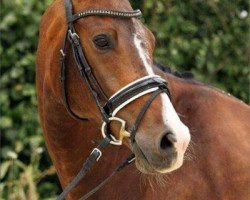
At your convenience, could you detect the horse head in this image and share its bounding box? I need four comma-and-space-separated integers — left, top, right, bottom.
37, 0, 190, 175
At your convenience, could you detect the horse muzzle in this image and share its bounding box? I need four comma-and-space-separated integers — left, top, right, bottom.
132, 127, 190, 174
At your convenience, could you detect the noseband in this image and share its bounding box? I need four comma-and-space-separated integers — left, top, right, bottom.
58, 0, 171, 199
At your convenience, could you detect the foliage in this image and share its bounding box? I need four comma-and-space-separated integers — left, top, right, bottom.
133, 0, 250, 101
0, 0, 60, 199
0, 0, 249, 199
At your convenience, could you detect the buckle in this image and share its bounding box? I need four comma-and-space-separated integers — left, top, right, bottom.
127, 156, 135, 163
68, 30, 80, 45
101, 117, 131, 146
60, 49, 66, 57
91, 148, 102, 161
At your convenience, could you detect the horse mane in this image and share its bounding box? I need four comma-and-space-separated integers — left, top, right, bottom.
154, 61, 219, 89
154, 61, 195, 80
154, 61, 248, 104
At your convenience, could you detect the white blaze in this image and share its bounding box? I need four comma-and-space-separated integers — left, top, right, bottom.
133, 33, 190, 172
133, 34, 154, 75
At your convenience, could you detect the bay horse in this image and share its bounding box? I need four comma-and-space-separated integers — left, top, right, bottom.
36, 0, 250, 199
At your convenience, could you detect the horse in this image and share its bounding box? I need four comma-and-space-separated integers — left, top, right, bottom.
36, 0, 250, 199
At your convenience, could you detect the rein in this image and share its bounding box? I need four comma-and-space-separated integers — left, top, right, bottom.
58, 0, 171, 199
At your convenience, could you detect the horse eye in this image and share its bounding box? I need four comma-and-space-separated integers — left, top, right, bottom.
93, 34, 112, 50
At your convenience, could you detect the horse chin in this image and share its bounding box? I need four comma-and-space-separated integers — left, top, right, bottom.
131, 140, 183, 175
154, 154, 184, 173
135, 158, 157, 174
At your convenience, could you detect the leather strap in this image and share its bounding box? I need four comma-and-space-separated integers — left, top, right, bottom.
67, 28, 109, 122
64, 0, 73, 24
56, 137, 111, 200
62, 0, 110, 122
79, 154, 135, 200
130, 89, 166, 141
60, 30, 90, 121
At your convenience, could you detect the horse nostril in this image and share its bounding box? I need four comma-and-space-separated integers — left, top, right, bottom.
160, 132, 177, 150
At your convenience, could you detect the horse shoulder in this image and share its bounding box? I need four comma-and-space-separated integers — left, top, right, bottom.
174, 83, 250, 199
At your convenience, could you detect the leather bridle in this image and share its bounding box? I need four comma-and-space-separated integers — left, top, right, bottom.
57, 0, 171, 199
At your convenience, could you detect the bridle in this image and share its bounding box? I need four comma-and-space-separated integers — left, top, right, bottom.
57, 0, 171, 199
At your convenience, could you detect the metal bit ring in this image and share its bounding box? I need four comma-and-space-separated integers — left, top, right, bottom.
101, 117, 131, 145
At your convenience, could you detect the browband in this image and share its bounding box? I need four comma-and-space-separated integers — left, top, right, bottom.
71, 9, 142, 22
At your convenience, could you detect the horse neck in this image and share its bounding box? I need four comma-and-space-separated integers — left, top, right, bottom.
155, 69, 193, 107
160, 69, 248, 110
40, 92, 101, 186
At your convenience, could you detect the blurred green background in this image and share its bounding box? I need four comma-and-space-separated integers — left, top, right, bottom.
0, 0, 249, 199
